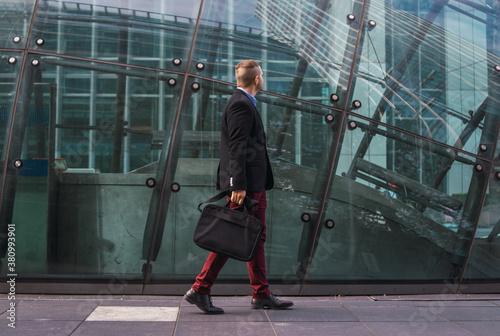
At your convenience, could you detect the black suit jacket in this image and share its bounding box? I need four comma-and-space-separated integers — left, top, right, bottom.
217, 89, 274, 192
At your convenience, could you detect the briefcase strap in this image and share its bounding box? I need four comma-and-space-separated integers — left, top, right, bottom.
198, 191, 259, 218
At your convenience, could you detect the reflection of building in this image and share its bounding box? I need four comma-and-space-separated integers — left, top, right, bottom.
0, 0, 499, 295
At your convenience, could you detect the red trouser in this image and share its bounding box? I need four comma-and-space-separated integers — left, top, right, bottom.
191, 190, 271, 299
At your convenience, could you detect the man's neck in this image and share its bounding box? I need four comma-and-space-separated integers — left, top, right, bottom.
240, 86, 258, 97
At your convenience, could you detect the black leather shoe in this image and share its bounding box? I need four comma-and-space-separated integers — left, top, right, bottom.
251, 294, 294, 309
184, 289, 224, 314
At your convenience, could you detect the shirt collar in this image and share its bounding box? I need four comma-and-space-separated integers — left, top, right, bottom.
237, 87, 257, 106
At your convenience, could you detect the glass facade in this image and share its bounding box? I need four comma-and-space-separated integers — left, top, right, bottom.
1, 0, 499, 294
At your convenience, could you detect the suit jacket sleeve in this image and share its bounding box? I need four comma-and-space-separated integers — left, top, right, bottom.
226, 99, 254, 191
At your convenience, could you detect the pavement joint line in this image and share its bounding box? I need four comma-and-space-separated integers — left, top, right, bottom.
172, 299, 184, 336
340, 303, 378, 336
425, 306, 478, 336
264, 310, 278, 336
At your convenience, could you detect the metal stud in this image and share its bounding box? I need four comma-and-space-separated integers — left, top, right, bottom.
191, 82, 200, 92
172, 58, 182, 66
35, 38, 45, 46
196, 62, 205, 71
478, 144, 487, 152
145, 178, 156, 188
352, 100, 362, 109
347, 14, 355, 22
325, 219, 335, 229
8, 56, 17, 65
301, 213, 311, 223
324, 114, 334, 124
347, 120, 357, 130
13, 159, 23, 169
168, 78, 177, 87
171, 182, 181, 192
12, 36, 21, 44
496, 171, 500, 180
494, 65, 500, 72
31, 59, 40, 66
368, 20, 377, 28
329, 93, 339, 103
474, 164, 483, 172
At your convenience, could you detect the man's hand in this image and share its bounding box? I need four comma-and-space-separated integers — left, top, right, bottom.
231, 190, 247, 205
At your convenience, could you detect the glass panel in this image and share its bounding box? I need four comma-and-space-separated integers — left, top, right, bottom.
193, 0, 357, 107
146, 76, 338, 284
6, 55, 181, 280
464, 162, 500, 280
0, 52, 22, 166
305, 114, 479, 281
32, 0, 202, 71
0, 51, 23, 271
349, 0, 497, 154
0, 0, 36, 49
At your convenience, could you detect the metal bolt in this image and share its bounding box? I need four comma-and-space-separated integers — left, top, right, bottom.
325, 114, 334, 124
348, 121, 357, 130
13, 159, 23, 168
146, 178, 156, 188
196, 62, 205, 71
330, 93, 339, 103
168, 78, 177, 87
352, 100, 362, 109
8, 57, 17, 65
12, 36, 21, 44
478, 144, 487, 152
325, 219, 335, 229
171, 183, 181, 192
301, 213, 311, 222
36, 38, 45, 46
31, 59, 40, 66
191, 82, 200, 91
347, 14, 355, 21
368, 20, 377, 28
172, 58, 182, 66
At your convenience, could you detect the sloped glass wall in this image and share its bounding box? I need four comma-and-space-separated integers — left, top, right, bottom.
0, 0, 499, 294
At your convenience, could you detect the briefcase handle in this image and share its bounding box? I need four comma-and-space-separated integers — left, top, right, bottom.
198, 191, 259, 214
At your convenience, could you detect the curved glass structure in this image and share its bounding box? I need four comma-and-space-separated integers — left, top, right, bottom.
1, 0, 499, 295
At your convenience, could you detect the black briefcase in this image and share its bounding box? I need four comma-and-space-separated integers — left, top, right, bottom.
193, 192, 263, 262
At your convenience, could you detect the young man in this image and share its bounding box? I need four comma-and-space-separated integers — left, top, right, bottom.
184, 60, 293, 314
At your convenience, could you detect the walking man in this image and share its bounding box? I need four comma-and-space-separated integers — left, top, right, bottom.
184, 60, 293, 314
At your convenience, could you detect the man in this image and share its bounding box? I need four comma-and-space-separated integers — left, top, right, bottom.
184, 60, 293, 314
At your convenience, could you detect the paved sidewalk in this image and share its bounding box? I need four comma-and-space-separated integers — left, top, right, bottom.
1, 293, 499, 335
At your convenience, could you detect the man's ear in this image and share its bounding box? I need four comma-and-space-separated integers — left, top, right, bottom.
254, 76, 259, 86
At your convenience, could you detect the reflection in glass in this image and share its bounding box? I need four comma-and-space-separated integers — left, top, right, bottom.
32, 0, 203, 70
0, 0, 36, 49
464, 164, 500, 280
1, 0, 500, 290
307, 114, 479, 280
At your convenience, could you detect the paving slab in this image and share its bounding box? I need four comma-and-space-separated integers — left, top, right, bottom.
175, 321, 276, 336
179, 305, 269, 322
346, 306, 447, 322
453, 321, 500, 336
272, 321, 375, 336
266, 306, 358, 322
86, 306, 178, 321
72, 321, 176, 336
427, 306, 500, 322
3, 302, 98, 321
364, 321, 474, 336
0, 320, 81, 336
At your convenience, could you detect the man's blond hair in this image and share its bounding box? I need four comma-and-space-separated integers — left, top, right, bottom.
235, 60, 261, 88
